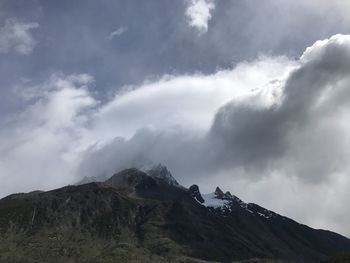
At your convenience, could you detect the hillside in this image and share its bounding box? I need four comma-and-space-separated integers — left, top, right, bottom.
0, 167, 349, 263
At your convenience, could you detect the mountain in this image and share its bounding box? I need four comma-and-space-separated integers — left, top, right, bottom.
76, 164, 180, 186
0, 167, 349, 263
146, 164, 180, 187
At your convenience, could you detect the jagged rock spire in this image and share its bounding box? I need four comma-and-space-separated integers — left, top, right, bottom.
146, 164, 180, 186
214, 187, 224, 197
188, 184, 204, 203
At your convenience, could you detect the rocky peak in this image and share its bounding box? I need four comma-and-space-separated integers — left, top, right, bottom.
213, 187, 236, 202
146, 164, 180, 186
188, 184, 204, 203
105, 168, 157, 193
214, 187, 224, 197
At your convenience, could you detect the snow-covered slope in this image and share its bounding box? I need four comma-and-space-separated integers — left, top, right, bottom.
201, 186, 278, 219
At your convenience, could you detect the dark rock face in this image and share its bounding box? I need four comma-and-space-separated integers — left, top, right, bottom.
188, 184, 204, 203
105, 168, 157, 194
214, 186, 224, 197
0, 168, 350, 263
146, 164, 180, 186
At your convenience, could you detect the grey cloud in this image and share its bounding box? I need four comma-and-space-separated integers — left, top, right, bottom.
78, 128, 203, 182
0, 74, 96, 197
210, 35, 350, 181
0, 18, 38, 54
78, 35, 350, 187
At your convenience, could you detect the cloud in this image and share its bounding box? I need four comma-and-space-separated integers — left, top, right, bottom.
300, 0, 350, 18
108, 26, 127, 40
185, 0, 215, 33
0, 56, 293, 196
3, 34, 350, 236
77, 34, 350, 235
76, 56, 294, 180
0, 18, 39, 55
208, 35, 350, 180
0, 74, 96, 196
88, 57, 293, 141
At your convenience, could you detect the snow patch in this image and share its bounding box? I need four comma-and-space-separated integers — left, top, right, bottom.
202, 193, 229, 208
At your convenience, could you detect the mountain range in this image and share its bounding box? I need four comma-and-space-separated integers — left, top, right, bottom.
0, 165, 349, 263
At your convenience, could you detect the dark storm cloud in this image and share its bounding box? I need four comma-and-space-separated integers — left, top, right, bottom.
209, 35, 350, 179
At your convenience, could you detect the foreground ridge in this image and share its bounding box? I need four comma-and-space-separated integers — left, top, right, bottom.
0, 167, 349, 263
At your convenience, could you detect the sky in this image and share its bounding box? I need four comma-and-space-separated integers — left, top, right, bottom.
1, 0, 350, 237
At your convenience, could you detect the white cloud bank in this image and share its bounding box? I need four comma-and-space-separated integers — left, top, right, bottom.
0, 74, 96, 195
0, 18, 39, 55
3, 35, 350, 236
185, 0, 215, 33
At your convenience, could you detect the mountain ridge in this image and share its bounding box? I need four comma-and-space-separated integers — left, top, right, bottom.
0, 166, 349, 263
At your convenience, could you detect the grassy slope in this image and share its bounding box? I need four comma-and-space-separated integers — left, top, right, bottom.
0, 180, 347, 263
323, 252, 350, 263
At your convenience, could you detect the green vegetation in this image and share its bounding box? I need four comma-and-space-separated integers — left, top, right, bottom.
0, 197, 34, 234
0, 233, 218, 263
323, 252, 350, 263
